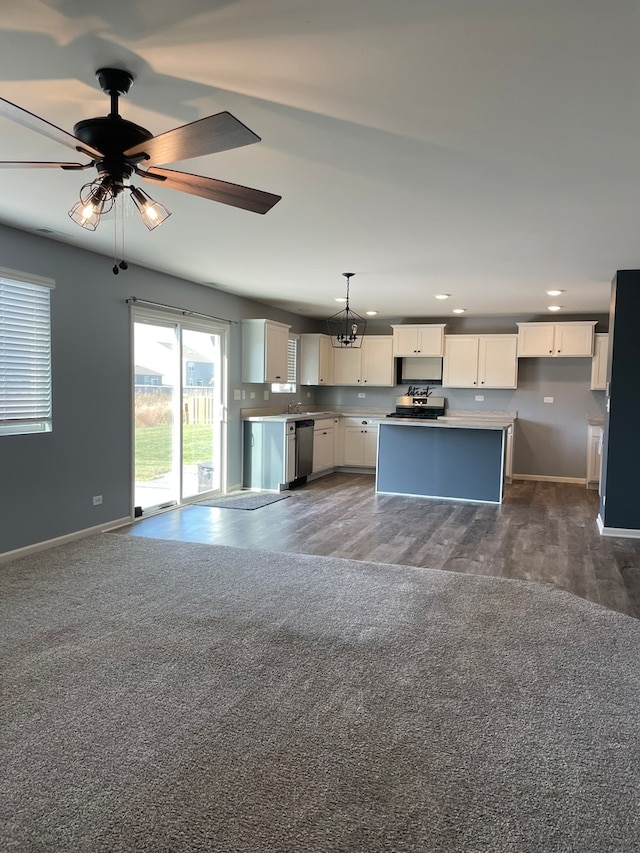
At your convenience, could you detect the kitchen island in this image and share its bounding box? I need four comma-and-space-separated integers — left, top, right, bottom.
376, 417, 512, 503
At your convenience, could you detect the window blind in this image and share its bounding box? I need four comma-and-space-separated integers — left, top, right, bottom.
0, 275, 53, 435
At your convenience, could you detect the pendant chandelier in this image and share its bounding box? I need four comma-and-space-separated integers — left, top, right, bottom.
326, 273, 367, 348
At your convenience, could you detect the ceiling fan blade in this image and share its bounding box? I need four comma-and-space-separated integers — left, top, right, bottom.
0, 160, 93, 170
141, 167, 281, 214
0, 97, 103, 160
124, 111, 261, 166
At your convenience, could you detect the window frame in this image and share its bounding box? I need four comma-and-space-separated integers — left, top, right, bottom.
0, 267, 55, 436
271, 333, 299, 394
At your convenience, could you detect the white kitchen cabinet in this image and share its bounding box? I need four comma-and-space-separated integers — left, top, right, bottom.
586, 424, 603, 488
285, 423, 296, 483
332, 336, 394, 386
504, 425, 514, 483
391, 324, 446, 357
442, 335, 518, 389
590, 333, 609, 391
312, 418, 335, 472
242, 319, 291, 383
341, 417, 381, 467
516, 322, 596, 357
299, 334, 334, 385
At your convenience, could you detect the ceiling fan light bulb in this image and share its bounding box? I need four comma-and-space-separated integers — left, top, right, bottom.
130, 187, 171, 231
68, 199, 101, 231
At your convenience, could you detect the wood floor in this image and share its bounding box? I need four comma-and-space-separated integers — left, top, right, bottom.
122, 473, 640, 619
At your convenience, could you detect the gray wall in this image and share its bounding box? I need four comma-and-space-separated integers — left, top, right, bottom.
0, 224, 315, 554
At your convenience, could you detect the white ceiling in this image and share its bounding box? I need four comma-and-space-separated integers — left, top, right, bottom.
0, 0, 638, 320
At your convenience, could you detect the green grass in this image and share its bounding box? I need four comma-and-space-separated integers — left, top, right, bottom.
135, 424, 215, 481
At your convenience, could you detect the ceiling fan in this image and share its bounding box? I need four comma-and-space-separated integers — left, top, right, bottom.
0, 67, 282, 233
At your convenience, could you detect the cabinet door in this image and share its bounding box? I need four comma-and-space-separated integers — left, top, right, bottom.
417, 326, 445, 356
300, 334, 334, 385
312, 427, 334, 472
343, 426, 365, 465
363, 427, 379, 467
555, 323, 594, 357
479, 336, 518, 388
318, 335, 334, 384
392, 326, 420, 356
333, 347, 362, 385
443, 336, 480, 387
517, 323, 555, 357
586, 426, 602, 484
265, 322, 290, 381
285, 428, 296, 482
590, 334, 608, 391
362, 337, 394, 385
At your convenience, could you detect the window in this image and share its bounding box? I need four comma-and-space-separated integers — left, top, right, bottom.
0, 270, 54, 436
271, 335, 298, 394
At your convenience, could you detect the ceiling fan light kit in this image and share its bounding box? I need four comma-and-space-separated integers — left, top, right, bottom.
326, 273, 367, 348
0, 66, 281, 254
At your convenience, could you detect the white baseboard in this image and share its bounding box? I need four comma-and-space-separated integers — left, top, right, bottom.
0, 516, 132, 564
597, 515, 640, 539
513, 474, 586, 485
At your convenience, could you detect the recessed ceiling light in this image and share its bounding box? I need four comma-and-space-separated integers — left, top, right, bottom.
434, 293, 450, 300
546, 289, 564, 296
547, 305, 562, 312
334, 297, 347, 303
452, 308, 465, 314
366, 310, 378, 316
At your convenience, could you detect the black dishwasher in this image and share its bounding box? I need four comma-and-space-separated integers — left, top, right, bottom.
294, 419, 314, 479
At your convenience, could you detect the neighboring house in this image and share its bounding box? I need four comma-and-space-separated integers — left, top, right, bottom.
134, 365, 164, 386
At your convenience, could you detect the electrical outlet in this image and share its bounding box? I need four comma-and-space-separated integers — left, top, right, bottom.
233, 389, 241, 401
358, 392, 366, 398
475, 395, 484, 402
307, 391, 311, 398
250, 391, 256, 399
263, 390, 269, 400
544, 396, 554, 403
92, 495, 103, 506
242, 390, 246, 400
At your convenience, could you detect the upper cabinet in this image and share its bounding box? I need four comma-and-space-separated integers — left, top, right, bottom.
516, 321, 596, 357
391, 324, 446, 357
590, 333, 609, 391
242, 319, 291, 383
443, 335, 518, 389
332, 336, 395, 386
299, 334, 334, 386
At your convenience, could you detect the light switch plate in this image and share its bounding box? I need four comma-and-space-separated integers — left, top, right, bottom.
544, 396, 554, 403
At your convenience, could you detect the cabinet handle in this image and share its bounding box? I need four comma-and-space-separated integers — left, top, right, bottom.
548, 350, 552, 353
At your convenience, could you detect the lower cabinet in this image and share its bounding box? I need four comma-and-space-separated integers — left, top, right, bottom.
504, 425, 514, 483
243, 421, 290, 490
586, 424, 603, 489
342, 418, 381, 467
312, 418, 335, 473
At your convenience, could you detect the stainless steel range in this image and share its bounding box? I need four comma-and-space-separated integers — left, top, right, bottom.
387, 388, 446, 420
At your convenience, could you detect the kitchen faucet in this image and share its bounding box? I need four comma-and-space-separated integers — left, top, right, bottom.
295, 401, 302, 413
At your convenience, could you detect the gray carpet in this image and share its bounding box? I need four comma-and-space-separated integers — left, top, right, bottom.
1, 534, 639, 853
196, 491, 290, 509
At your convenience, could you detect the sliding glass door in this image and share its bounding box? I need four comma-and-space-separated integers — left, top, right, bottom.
133, 310, 226, 515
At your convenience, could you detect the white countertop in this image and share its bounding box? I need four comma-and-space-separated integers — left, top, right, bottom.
383, 417, 511, 430
243, 408, 517, 426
